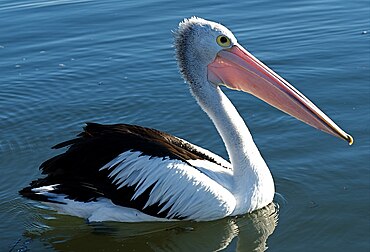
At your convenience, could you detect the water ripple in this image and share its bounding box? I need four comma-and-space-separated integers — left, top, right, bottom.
0, 0, 94, 12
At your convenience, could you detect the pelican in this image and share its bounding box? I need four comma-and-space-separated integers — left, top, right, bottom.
20, 17, 353, 222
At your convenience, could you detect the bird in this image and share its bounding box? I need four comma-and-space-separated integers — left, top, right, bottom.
20, 17, 353, 222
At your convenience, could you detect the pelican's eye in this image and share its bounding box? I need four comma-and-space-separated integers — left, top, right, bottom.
216, 35, 231, 47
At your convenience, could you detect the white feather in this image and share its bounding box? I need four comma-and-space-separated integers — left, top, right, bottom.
41, 195, 168, 222
100, 150, 236, 220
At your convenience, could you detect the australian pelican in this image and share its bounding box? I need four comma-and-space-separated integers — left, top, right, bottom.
20, 17, 353, 222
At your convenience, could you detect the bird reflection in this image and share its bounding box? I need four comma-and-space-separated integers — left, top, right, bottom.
22, 203, 278, 251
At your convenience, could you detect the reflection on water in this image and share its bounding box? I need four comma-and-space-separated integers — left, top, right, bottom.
18, 203, 278, 251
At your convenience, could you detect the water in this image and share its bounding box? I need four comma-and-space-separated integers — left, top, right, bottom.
0, 0, 369, 251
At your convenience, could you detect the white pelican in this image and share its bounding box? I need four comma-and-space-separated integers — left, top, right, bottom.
20, 17, 353, 222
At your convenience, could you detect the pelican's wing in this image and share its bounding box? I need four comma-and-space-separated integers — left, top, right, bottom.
20, 123, 235, 221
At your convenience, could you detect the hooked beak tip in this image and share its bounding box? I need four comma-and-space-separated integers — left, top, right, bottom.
346, 134, 354, 146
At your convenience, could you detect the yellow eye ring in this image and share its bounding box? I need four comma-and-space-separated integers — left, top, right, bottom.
216, 35, 231, 47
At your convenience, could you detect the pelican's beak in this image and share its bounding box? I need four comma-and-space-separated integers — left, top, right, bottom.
207, 44, 353, 145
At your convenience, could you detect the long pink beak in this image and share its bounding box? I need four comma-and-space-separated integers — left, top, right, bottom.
208, 45, 353, 145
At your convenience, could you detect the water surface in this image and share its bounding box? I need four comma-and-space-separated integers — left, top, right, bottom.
0, 0, 369, 251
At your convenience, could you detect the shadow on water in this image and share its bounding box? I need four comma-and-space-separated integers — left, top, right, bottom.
14, 203, 278, 251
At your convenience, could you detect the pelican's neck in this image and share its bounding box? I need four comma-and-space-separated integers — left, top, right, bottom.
191, 81, 263, 169
189, 75, 275, 213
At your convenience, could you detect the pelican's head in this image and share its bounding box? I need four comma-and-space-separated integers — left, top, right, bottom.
174, 17, 237, 82
174, 17, 353, 144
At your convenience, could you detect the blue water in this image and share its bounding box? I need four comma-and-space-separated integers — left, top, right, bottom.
1, 0, 369, 251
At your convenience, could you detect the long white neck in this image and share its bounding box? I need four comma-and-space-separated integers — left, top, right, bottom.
190, 77, 275, 213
